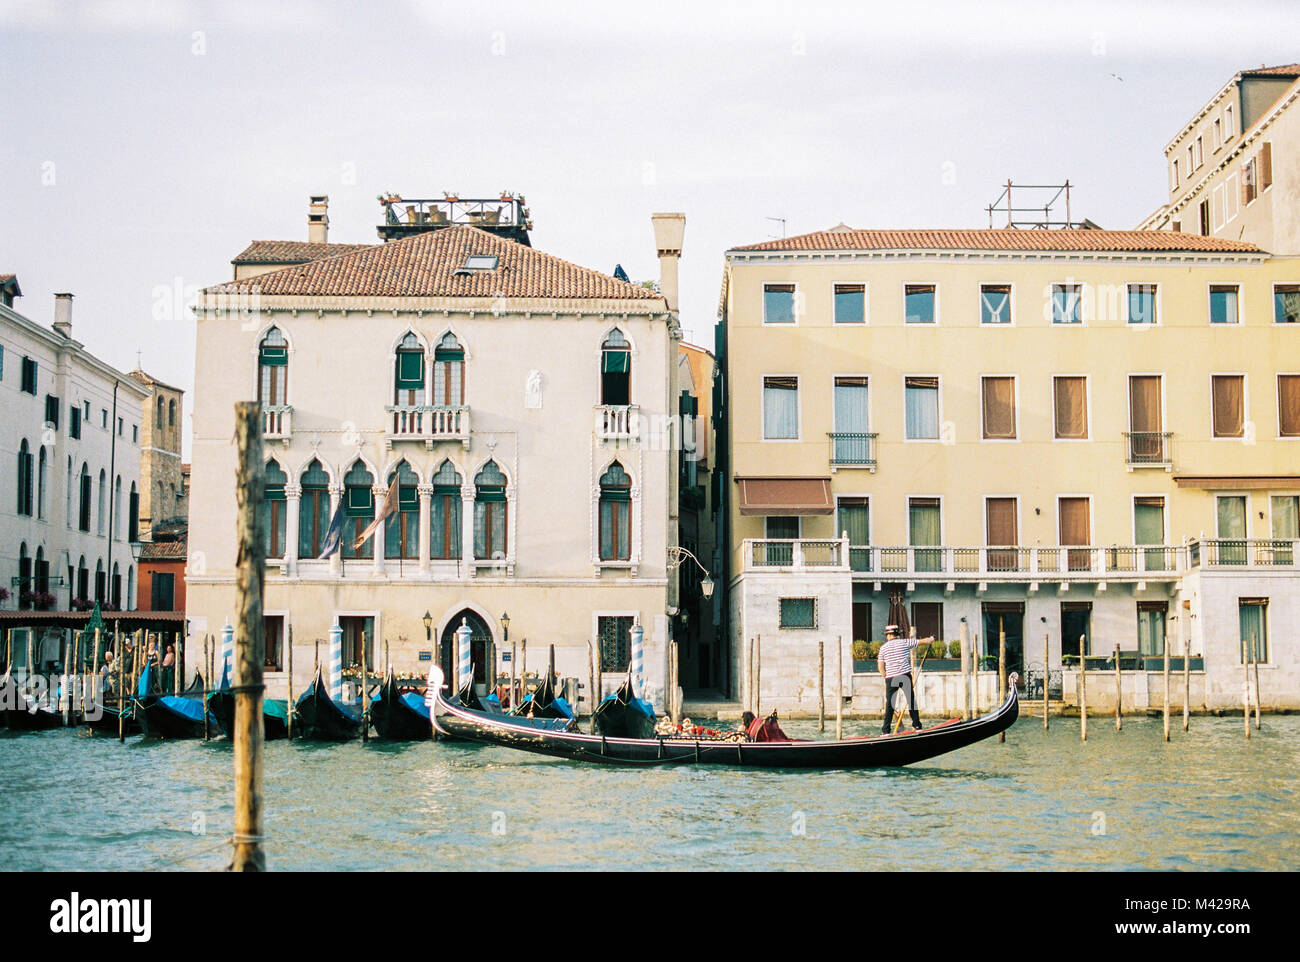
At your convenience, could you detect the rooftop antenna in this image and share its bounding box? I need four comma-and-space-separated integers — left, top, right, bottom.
986, 180, 1087, 229
765, 216, 787, 239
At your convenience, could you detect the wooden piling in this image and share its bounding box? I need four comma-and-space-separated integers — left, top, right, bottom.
1043, 633, 1049, 730
520, 639, 527, 701
998, 624, 1007, 743
1079, 636, 1087, 743
1182, 620, 1191, 733
91, 627, 102, 722
61, 636, 71, 726
229, 400, 267, 872
360, 632, 369, 743
835, 635, 844, 741
817, 640, 825, 733
971, 633, 980, 714
744, 637, 753, 714
1113, 644, 1122, 731
593, 638, 602, 719
286, 622, 294, 741
1252, 632, 1261, 730
959, 621, 970, 721
116, 630, 125, 742
202, 635, 211, 741
510, 639, 517, 710
1162, 632, 1171, 743
754, 634, 761, 718
1243, 643, 1251, 741
587, 641, 596, 731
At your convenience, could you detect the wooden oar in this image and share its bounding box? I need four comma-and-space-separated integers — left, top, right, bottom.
892, 642, 930, 734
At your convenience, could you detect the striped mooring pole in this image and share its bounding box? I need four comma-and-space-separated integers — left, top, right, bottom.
220, 622, 235, 688
457, 619, 473, 695
328, 624, 343, 702
630, 622, 645, 700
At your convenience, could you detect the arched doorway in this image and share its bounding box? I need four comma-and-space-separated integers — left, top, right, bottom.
439, 609, 492, 691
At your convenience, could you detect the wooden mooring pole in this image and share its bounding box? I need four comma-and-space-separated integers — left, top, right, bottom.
1079, 636, 1087, 743
817, 641, 825, 732
1042, 633, 1049, 730
959, 620, 971, 721
202, 635, 211, 741
229, 401, 266, 872
835, 635, 844, 741
1113, 643, 1122, 731
510, 638, 517, 709
286, 623, 294, 741
1243, 642, 1251, 741
997, 623, 1006, 743
754, 634, 762, 718
360, 632, 369, 744
1252, 633, 1261, 730
1162, 631, 1171, 743
116, 630, 125, 743
1182, 619, 1191, 733
587, 641, 596, 730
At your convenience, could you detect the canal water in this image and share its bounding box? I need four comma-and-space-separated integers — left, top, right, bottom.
2, 715, 1296, 871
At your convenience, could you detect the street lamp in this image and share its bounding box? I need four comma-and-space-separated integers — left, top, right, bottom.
666, 546, 714, 599
422, 610, 432, 642
500, 612, 510, 642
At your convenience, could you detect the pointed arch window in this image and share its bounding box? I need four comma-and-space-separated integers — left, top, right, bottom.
113, 475, 121, 539
78, 463, 92, 532
433, 332, 465, 406
34, 546, 48, 597
155, 397, 164, 429
94, 559, 106, 604
599, 461, 632, 561
16, 439, 33, 517
431, 460, 462, 560
473, 461, 508, 560
385, 461, 420, 560
298, 459, 331, 559
97, 469, 107, 535
168, 399, 176, 428
258, 327, 288, 406
128, 481, 139, 542
394, 332, 426, 405
601, 329, 631, 406
263, 460, 288, 559
342, 461, 375, 560
37, 447, 47, 519
17, 543, 30, 609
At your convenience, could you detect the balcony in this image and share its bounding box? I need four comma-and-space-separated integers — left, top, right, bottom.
1188, 538, 1299, 569
385, 404, 471, 449
743, 539, 1185, 580
262, 405, 292, 443
1124, 431, 1173, 470
828, 432, 878, 471
595, 404, 639, 442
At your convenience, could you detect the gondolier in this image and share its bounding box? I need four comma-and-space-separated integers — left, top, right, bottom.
879, 625, 922, 732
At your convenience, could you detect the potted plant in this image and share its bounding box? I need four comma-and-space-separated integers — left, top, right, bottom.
947, 640, 961, 658
928, 640, 947, 659
852, 639, 870, 663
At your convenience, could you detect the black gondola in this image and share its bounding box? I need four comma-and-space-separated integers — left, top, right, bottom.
136, 665, 217, 739
0, 671, 62, 731
431, 666, 1021, 768
294, 666, 364, 741
510, 670, 575, 721
591, 676, 657, 739
368, 668, 433, 740
83, 702, 140, 737
207, 666, 291, 741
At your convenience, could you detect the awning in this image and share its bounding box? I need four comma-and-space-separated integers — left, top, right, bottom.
736, 477, 833, 516
1174, 476, 1300, 490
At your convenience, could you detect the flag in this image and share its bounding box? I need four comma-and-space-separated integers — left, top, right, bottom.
317, 502, 346, 559
351, 481, 401, 551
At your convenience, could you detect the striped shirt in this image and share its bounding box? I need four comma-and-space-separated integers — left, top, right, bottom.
879, 636, 917, 679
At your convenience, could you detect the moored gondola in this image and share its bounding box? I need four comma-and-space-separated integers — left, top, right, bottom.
368, 668, 433, 740
431, 667, 1020, 768
294, 665, 364, 741
136, 664, 217, 739
0, 670, 63, 731
511, 669, 575, 722
591, 675, 657, 739
207, 669, 291, 741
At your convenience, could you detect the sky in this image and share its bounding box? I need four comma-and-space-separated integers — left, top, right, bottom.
2, 0, 1298, 459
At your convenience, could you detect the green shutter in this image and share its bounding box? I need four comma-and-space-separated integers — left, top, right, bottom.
602, 350, 630, 374
434, 347, 464, 361
396, 351, 425, 389
345, 485, 373, 516
476, 486, 506, 504
433, 484, 461, 497
264, 484, 286, 502
601, 486, 631, 503
259, 346, 288, 367
398, 485, 418, 512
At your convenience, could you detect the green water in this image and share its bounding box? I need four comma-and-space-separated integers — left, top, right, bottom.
1, 715, 1296, 871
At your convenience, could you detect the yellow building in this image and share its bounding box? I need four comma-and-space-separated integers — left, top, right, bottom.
717, 228, 1300, 712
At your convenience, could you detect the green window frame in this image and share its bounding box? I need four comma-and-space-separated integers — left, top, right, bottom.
779, 597, 817, 629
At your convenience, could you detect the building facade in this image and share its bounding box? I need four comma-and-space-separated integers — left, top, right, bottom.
717, 228, 1300, 712
1140, 63, 1300, 262
1, 286, 147, 614
128, 368, 187, 540
187, 201, 688, 708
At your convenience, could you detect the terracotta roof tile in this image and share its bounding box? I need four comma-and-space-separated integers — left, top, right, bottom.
1240, 63, 1300, 77
729, 228, 1264, 254
232, 240, 377, 265
140, 539, 187, 561
209, 226, 663, 301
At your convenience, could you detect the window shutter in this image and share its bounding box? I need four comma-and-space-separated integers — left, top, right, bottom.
259, 345, 288, 367
264, 483, 287, 502
602, 350, 631, 374
396, 350, 425, 389
1211, 375, 1245, 438
398, 485, 419, 512
981, 377, 1016, 439
345, 485, 373, 516
476, 486, 506, 504
1260, 142, 1273, 189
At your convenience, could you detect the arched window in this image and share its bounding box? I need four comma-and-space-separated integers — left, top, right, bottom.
78, 463, 91, 532
113, 476, 122, 539
94, 559, 105, 604
111, 562, 121, 609
37, 447, 47, 519
258, 328, 288, 405
168, 399, 176, 428
601, 329, 631, 406
128, 481, 139, 542
66, 457, 73, 528
127, 566, 135, 610
76, 556, 88, 603
473, 461, 508, 560
156, 396, 164, 428
430, 460, 462, 560
394, 332, 426, 405
599, 461, 632, 561
384, 461, 420, 560
342, 461, 375, 560
298, 460, 330, 559
34, 546, 48, 597
15, 439, 33, 517
433, 332, 464, 406
17, 543, 30, 609
97, 469, 107, 535
263, 460, 288, 559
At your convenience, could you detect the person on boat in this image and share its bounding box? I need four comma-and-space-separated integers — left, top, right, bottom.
739, 710, 755, 738
879, 624, 922, 733
747, 710, 792, 742
100, 649, 116, 694
160, 644, 176, 692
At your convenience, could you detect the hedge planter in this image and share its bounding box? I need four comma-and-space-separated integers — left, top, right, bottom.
1142, 656, 1204, 671
854, 658, 965, 673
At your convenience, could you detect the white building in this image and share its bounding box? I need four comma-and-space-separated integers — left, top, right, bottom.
1, 282, 148, 615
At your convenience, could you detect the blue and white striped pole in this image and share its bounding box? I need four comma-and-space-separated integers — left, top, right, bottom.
456, 619, 473, 694
220, 622, 235, 689
630, 622, 645, 700
328, 624, 343, 702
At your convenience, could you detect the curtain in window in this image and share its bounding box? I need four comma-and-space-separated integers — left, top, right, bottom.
1058, 497, 1090, 571
342, 462, 374, 559
762, 376, 798, 439
1128, 285, 1157, 324
1209, 286, 1238, 324
1053, 377, 1087, 439
904, 286, 934, 324
1272, 496, 1299, 539
1137, 605, 1166, 656
1279, 375, 1300, 437
985, 498, 1017, 571
433, 337, 464, 405
1128, 376, 1162, 433
981, 377, 1016, 439
1238, 601, 1267, 662
980, 286, 1010, 324
836, 499, 869, 545
599, 462, 632, 561
1211, 375, 1244, 437
909, 498, 941, 571
1217, 496, 1246, 538
834, 285, 865, 324
430, 460, 462, 559
1052, 285, 1081, 323
384, 462, 420, 559
262, 460, 288, 559
904, 377, 939, 439
833, 377, 868, 461
474, 461, 507, 559
763, 285, 795, 324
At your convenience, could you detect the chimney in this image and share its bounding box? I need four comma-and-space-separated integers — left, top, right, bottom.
651, 213, 685, 314
308, 195, 329, 244
53, 292, 73, 338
